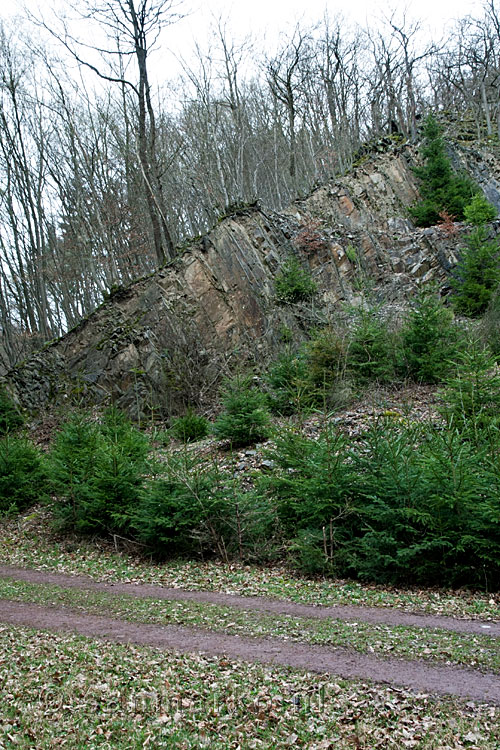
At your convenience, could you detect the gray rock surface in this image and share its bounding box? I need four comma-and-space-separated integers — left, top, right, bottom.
7, 141, 500, 417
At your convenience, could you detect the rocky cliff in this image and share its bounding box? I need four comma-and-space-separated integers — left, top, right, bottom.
7, 139, 500, 418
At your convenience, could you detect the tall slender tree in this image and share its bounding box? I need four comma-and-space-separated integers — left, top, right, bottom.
40, 0, 183, 267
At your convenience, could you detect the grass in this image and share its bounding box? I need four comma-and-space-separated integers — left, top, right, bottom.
4, 383, 500, 623
0, 624, 498, 749
1, 507, 499, 621
0, 578, 499, 674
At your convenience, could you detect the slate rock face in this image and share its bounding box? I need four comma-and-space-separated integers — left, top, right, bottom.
7, 141, 500, 418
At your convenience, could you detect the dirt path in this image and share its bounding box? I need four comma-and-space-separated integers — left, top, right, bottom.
1, 564, 499, 705
1, 597, 499, 705
0, 564, 498, 637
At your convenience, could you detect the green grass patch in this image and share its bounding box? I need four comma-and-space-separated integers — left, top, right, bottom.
0, 625, 498, 749
0, 578, 499, 673
1, 507, 499, 621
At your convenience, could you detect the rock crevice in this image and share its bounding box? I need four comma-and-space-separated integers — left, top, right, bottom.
7, 142, 500, 416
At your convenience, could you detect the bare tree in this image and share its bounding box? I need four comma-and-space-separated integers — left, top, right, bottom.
483, 0, 500, 136
0, 26, 54, 342
267, 29, 311, 193
37, 0, 183, 267
314, 15, 365, 172
429, 6, 500, 140
387, 13, 434, 141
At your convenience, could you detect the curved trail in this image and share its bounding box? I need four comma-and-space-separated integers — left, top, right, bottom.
1, 598, 499, 705
0, 564, 499, 706
0, 564, 498, 637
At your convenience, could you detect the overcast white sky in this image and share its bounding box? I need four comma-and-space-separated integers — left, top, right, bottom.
181, 0, 485, 41
1, 0, 487, 36
0, 0, 488, 80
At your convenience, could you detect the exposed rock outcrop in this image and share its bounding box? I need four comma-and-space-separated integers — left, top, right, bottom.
7, 140, 500, 418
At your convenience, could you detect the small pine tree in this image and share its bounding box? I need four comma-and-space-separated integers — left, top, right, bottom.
464, 194, 497, 225
213, 377, 271, 447
134, 454, 234, 558
347, 307, 395, 384
451, 225, 500, 317
481, 288, 500, 356
171, 408, 210, 442
410, 114, 477, 227
439, 340, 500, 436
306, 328, 347, 389
401, 286, 460, 383
0, 436, 48, 514
274, 257, 317, 304
49, 408, 150, 534
265, 348, 310, 415
0, 387, 24, 434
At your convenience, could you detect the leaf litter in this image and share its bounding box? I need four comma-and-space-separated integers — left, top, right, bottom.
1, 507, 498, 621
0, 577, 499, 675
0, 625, 498, 749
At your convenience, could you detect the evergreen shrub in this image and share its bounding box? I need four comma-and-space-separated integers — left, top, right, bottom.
213, 377, 271, 447
274, 257, 317, 304
303, 327, 349, 409
348, 419, 500, 588
49, 407, 150, 534
266, 329, 354, 415
0, 388, 24, 434
410, 113, 477, 227
481, 288, 500, 356
37, 373, 500, 589
451, 225, 500, 317
171, 408, 210, 442
464, 194, 497, 225
261, 410, 500, 587
439, 340, 500, 435
346, 307, 395, 384
0, 436, 48, 515
265, 348, 312, 415
135, 456, 231, 557
135, 454, 276, 561
260, 424, 355, 574
400, 286, 461, 383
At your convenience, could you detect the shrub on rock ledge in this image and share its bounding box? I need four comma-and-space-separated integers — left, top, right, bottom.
274, 257, 317, 304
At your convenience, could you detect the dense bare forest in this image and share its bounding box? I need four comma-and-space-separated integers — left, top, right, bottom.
0, 0, 499, 367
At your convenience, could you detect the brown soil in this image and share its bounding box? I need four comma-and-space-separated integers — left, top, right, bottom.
0, 565, 499, 705
1, 598, 499, 705
0, 564, 498, 637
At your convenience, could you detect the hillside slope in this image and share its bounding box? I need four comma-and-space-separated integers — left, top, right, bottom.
7, 139, 500, 418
